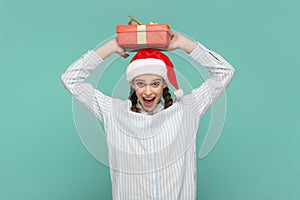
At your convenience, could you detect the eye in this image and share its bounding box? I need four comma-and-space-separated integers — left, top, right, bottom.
151, 82, 161, 87
136, 82, 144, 87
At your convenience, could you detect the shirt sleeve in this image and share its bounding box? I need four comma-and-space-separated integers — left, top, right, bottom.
185, 42, 235, 120
61, 50, 116, 122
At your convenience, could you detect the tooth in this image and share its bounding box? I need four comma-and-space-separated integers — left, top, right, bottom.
145, 98, 154, 100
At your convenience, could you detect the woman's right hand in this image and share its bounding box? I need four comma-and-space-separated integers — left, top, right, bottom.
95, 38, 129, 59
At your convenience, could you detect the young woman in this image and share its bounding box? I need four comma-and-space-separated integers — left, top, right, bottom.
61, 32, 234, 199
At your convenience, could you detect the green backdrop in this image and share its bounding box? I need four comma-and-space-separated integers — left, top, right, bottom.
1, 0, 299, 199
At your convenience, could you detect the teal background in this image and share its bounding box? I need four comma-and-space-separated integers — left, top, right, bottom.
1, 0, 299, 199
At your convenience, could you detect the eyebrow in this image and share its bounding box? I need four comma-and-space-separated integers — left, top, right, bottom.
134, 78, 163, 82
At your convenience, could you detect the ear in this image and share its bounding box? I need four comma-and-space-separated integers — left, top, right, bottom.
163, 82, 167, 89
131, 82, 136, 89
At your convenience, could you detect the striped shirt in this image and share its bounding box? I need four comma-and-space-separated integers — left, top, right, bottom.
61, 42, 235, 200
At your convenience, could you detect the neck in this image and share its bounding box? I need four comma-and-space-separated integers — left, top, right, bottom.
137, 102, 164, 115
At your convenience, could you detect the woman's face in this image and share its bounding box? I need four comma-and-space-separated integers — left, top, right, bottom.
132, 74, 167, 112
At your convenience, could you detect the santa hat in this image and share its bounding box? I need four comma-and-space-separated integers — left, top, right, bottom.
126, 48, 184, 97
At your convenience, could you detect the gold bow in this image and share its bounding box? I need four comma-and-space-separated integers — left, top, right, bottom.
128, 15, 142, 25
128, 15, 158, 25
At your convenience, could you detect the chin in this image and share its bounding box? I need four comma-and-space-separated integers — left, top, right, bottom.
142, 105, 156, 112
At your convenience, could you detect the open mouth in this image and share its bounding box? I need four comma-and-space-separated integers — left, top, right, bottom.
142, 97, 155, 107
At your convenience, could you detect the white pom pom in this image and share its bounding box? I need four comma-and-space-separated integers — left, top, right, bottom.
174, 89, 184, 98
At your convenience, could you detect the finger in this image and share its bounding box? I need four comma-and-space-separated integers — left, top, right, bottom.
121, 53, 129, 58
165, 46, 173, 52
170, 34, 174, 40
170, 31, 175, 40
116, 46, 128, 58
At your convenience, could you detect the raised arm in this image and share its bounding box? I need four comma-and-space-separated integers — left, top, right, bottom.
168, 32, 235, 120
61, 38, 128, 121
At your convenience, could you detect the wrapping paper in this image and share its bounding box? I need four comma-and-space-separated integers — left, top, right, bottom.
116, 24, 171, 51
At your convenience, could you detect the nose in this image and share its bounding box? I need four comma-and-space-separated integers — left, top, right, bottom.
144, 85, 152, 95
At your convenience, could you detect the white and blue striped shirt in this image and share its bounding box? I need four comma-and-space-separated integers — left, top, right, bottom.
61, 42, 234, 200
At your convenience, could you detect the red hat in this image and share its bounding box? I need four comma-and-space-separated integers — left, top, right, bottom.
126, 49, 184, 97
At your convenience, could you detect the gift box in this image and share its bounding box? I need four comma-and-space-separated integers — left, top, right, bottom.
116, 17, 171, 51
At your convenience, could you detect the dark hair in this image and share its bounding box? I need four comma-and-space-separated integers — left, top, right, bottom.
162, 87, 173, 109
129, 87, 173, 113
129, 87, 141, 113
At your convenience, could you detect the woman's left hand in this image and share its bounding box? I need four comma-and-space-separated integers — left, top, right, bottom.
166, 32, 197, 54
